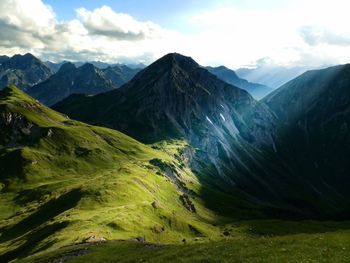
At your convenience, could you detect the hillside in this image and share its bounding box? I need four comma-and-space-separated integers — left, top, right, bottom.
263, 64, 350, 213
207, 66, 273, 99
0, 85, 247, 262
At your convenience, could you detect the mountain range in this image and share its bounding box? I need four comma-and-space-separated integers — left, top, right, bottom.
1, 52, 350, 262
237, 65, 310, 89
45, 60, 146, 72
207, 66, 273, 99
54, 53, 350, 217
27, 62, 116, 106
0, 54, 143, 106
0, 53, 275, 106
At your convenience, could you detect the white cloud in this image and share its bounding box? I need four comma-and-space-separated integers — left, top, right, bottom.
76, 6, 163, 40
1, 0, 350, 68
182, 0, 350, 68
0, 0, 177, 64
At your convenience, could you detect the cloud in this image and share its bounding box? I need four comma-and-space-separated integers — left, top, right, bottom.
0, 0, 174, 63
76, 6, 162, 40
1, 0, 350, 68
0, 0, 56, 51
181, 0, 350, 68
300, 26, 350, 46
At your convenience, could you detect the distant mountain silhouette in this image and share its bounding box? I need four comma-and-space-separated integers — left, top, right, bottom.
207, 66, 273, 99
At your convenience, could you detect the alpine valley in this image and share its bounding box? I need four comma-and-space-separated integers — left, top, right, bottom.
1, 52, 350, 263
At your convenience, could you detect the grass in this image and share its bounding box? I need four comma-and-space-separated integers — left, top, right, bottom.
21, 220, 350, 263
1, 85, 350, 262
0, 86, 227, 262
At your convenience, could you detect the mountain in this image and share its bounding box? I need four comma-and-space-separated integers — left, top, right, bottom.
0, 53, 53, 90
207, 66, 273, 99
27, 62, 116, 106
44, 61, 67, 72
54, 53, 350, 218
55, 53, 315, 214
45, 60, 145, 72
102, 65, 141, 87
237, 65, 309, 89
2, 76, 350, 262
0, 55, 9, 64
0, 85, 245, 261
263, 64, 350, 213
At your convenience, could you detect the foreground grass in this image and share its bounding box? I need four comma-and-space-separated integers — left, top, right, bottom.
22, 222, 350, 263
0, 86, 229, 261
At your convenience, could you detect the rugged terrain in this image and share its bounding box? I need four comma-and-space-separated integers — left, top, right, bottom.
27, 63, 116, 106
0, 54, 53, 91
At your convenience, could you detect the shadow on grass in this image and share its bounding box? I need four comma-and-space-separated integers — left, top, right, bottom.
0, 188, 83, 243
0, 221, 69, 262
245, 219, 350, 237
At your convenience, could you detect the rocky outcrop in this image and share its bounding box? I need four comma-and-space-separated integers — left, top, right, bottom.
0, 111, 49, 148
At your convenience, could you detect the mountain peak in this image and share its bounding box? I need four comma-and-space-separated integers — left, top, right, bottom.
80, 62, 96, 70
151, 53, 199, 71
58, 62, 76, 73
79, 63, 98, 74
23, 53, 37, 59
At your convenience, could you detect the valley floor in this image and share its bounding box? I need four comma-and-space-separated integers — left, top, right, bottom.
18, 220, 350, 263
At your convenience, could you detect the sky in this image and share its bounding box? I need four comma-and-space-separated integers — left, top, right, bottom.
1, 0, 350, 68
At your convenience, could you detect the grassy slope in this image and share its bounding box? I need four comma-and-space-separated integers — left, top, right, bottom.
24, 220, 350, 263
1, 86, 350, 262
0, 86, 232, 262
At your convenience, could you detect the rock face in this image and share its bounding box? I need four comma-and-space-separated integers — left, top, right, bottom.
0, 88, 50, 148
263, 64, 350, 215
27, 62, 116, 106
0, 53, 53, 90
0, 111, 45, 148
206, 66, 273, 100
